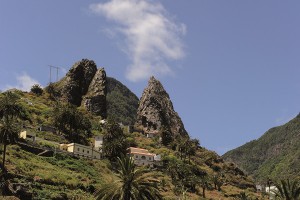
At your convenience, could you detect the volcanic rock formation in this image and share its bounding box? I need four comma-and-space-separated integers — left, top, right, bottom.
60, 59, 98, 106
82, 68, 107, 117
136, 76, 188, 136
57, 59, 107, 118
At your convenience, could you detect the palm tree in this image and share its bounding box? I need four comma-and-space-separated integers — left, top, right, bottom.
0, 92, 27, 172
272, 179, 300, 200
94, 155, 162, 200
234, 192, 253, 200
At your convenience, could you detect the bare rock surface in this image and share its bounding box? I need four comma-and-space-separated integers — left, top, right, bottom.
136, 76, 188, 136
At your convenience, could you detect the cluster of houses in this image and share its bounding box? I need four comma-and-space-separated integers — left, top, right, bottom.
19, 127, 161, 167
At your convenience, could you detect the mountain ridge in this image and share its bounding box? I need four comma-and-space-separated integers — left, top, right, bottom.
223, 114, 300, 182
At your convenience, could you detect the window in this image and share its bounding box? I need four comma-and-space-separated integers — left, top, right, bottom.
135, 155, 138, 158
87, 151, 89, 153
149, 157, 152, 160
83, 149, 85, 152
77, 148, 80, 151
141, 156, 146, 160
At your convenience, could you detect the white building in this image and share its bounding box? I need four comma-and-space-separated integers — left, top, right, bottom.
19, 131, 36, 142
59, 143, 101, 160
128, 147, 160, 167
94, 135, 103, 152
266, 186, 277, 200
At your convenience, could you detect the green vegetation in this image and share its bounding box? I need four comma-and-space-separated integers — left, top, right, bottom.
223, 115, 300, 182
102, 119, 128, 161
272, 179, 300, 200
5, 145, 114, 199
106, 77, 139, 125
52, 102, 92, 144
30, 84, 43, 96
0, 91, 28, 172
95, 155, 162, 200
0, 85, 260, 199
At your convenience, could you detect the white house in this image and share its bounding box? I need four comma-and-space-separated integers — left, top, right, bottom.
19, 131, 36, 142
93, 135, 103, 152
128, 147, 160, 167
59, 143, 101, 160
266, 186, 277, 200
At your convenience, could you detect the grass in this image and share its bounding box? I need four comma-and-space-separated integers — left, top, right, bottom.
3, 145, 114, 199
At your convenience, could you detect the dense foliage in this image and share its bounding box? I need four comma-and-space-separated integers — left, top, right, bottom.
52, 102, 92, 144
102, 119, 128, 161
0, 91, 28, 171
95, 155, 162, 200
30, 84, 43, 96
223, 115, 300, 182
106, 77, 139, 125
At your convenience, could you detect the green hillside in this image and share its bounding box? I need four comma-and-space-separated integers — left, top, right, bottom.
223, 114, 300, 182
106, 77, 139, 125
0, 87, 260, 199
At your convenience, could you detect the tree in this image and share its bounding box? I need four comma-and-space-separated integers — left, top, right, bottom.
52, 102, 92, 144
198, 174, 209, 198
273, 179, 300, 200
102, 119, 128, 160
45, 83, 59, 100
30, 84, 43, 96
94, 155, 162, 200
186, 139, 199, 163
0, 92, 27, 172
160, 126, 173, 146
211, 172, 223, 191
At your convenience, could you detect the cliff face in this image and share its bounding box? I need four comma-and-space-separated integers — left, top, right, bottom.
82, 68, 107, 118
56, 59, 107, 118
136, 76, 188, 136
60, 59, 98, 106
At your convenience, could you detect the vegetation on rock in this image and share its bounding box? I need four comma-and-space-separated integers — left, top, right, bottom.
106, 77, 139, 125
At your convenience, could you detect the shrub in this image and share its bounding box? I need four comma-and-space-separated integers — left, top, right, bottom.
31, 84, 44, 96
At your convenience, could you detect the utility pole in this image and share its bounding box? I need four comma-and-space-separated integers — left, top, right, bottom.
48, 65, 60, 83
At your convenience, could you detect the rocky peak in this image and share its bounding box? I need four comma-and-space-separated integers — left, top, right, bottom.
61, 59, 97, 106
136, 76, 188, 136
57, 59, 107, 118
82, 68, 107, 117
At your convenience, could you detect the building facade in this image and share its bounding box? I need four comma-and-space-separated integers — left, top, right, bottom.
59, 143, 101, 160
19, 131, 36, 142
128, 147, 160, 167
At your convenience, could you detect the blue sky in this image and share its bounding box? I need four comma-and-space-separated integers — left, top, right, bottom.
1, 1, 300, 155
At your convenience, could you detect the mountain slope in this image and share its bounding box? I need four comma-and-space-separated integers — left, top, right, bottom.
106, 77, 139, 125
223, 114, 300, 182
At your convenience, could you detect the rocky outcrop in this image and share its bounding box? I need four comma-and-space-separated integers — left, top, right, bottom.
82, 68, 107, 117
56, 59, 107, 118
60, 59, 97, 106
135, 76, 188, 136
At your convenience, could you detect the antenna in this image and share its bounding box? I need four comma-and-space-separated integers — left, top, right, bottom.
48, 65, 60, 83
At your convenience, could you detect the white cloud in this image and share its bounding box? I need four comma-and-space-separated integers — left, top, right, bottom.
4, 73, 41, 92
90, 0, 186, 81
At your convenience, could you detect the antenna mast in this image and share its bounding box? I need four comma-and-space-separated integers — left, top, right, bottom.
48, 65, 60, 83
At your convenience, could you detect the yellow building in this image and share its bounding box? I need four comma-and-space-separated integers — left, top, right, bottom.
59, 143, 101, 160
19, 131, 36, 142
